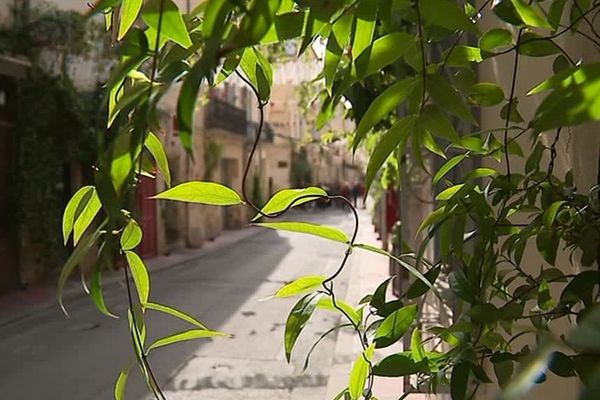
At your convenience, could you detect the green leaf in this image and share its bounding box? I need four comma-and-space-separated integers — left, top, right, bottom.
124, 251, 150, 303
127, 305, 147, 359
352, 0, 377, 59
349, 343, 375, 400
143, 302, 208, 329
91, 266, 118, 319
518, 33, 560, 57
444, 45, 483, 67
570, 0, 592, 30
216, 50, 243, 84
202, 0, 232, 39
142, 0, 192, 48
421, 0, 477, 32
469, 303, 503, 324
479, 28, 513, 53
543, 201, 565, 227
548, 352, 576, 378
420, 123, 446, 159
285, 292, 323, 362
464, 167, 499, 181
411, 328, 425, 363
536, 229, 559, 266
107, 62, 145, 128
436, 184, 466, 201
427, 74, 476, 123
365, 115, 418, 193
324, 10, 353, 91
353, 244, 435, 295
354, 78, 418, 151
538, 279, 554, 311
254, 187, 327, 220
525, 142, 544, 174
58, 225, 105, 316
303, 324, 352, 371
406, 267, 441, 299
145, 132, 171, 187
232, 0, 280, 47
418, 207, 446, 233
121, 219, 142, 250
118, 0, 143, 40
421, 105, 459, 141
271, 275, 325, 299
317, 297, 361, 326
501, 100, 524, 123
451, 362, 470, 400
449, 269, 478, 303
532, 63, 600, 132
469, 82, 505, 106
110, 129, 138, 193
152, 181, 242, 205
553, 55, 570, 73
433, 154, 467, 184
87, 0, 122, 17
255, 221, 350, 243
374, 304, 417, 348
114, 363, 131, 400
493, 359, 514, 389
72, 189, 102, 246
62, 185, 94, 245
332, 388, 350, 400
547, 0, 568, 29
148, 328, 228, 351
560, 270, 597, 306
240, 47, 273, 101
261, 11, 308, 44
569, 307, 600, 353
177, 59, 206, 156
373, 352, 428, 376
354, 32, 416, 78
511, 0, 552, 29
370, 276, 394, 311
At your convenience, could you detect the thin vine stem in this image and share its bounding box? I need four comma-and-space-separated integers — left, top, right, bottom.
122, 0, 167, 398
415, 0, 427, 115
503, 28, 523, 183
235, 67, 375, 398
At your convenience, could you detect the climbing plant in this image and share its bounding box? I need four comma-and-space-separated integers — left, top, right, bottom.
60, 1, 600, 400
3, 3, 106, 272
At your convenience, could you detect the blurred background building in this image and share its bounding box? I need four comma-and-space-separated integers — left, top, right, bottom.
0, 0, 363, 294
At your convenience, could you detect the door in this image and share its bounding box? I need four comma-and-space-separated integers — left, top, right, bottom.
136, 176, 157, 259
0, 76, 19, 292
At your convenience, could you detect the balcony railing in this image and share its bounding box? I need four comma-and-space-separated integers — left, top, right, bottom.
247, 121, 274, 142
205, 98, 247, 136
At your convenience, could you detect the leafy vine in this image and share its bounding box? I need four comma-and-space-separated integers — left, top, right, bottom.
57, 1, 600, 400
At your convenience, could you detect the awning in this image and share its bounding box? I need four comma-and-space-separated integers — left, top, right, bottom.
0, 55, 31, 79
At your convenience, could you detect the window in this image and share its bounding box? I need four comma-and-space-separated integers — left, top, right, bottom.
277, 161, 288, 168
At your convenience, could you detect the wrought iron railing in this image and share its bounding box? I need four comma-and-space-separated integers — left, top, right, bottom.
205, 98, 247, 136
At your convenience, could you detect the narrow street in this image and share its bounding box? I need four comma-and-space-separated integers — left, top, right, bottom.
0, 209, 381, 400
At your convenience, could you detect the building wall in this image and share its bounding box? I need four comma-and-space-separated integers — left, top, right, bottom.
476, 3, 600, 398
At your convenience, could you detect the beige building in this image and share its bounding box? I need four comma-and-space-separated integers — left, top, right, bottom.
475, 5, 599, 400
387, 3, 600, 399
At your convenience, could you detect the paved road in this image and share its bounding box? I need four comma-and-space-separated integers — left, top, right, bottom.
0, 209, 359, 400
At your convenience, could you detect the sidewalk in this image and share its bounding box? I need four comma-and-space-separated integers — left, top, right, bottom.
0, 226, 264, 328
325, 215, 405, 400
325, 215, 441, 400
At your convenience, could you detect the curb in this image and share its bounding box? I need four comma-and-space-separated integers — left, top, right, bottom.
0, 226, 265, 328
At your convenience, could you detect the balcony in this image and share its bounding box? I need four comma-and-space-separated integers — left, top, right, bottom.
205, 98, 247, 136
247, 121, 274, 143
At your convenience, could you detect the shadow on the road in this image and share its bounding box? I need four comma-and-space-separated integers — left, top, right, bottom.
0, 208, 357, 400
125, 228, 294, 399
